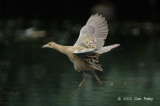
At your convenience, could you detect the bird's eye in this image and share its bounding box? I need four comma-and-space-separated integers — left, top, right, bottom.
49, 43, 51, 45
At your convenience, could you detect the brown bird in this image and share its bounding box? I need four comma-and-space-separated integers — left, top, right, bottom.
42, 14, 120, 95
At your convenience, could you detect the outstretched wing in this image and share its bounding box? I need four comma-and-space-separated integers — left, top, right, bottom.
74, 14, 108, 50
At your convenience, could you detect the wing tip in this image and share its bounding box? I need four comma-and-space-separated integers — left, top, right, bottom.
95, 13, 99, 17
90, 13, 108, 26
92, 13, 105, 19
115, 44, 120, 47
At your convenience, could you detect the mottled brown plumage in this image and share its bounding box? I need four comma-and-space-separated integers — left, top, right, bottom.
42, 14, 120, 96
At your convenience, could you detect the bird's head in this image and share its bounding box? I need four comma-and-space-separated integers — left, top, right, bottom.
42, 42, 56, 48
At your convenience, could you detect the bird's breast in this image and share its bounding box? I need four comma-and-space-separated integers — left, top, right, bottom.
67, 54, 89, 72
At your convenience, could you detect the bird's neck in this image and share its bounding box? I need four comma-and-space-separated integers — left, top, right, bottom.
51, 43, 68, 54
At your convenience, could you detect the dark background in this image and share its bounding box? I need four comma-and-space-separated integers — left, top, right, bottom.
1, 0, 160, 106
1, 0, 160, 20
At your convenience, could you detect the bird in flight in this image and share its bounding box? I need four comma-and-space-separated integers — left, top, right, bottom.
42, 14, 120, 96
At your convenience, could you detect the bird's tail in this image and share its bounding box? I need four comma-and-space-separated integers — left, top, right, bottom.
95, 44, 120, 54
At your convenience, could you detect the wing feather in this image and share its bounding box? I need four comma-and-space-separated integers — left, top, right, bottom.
95, 44, 120, 54
74, 14, 108, 50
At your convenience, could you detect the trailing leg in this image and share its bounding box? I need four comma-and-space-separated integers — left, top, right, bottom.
92, 70, 102, 85
75, 72, 87, 96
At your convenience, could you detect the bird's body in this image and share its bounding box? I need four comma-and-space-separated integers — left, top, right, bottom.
42, 14, 120, 95
44, 42, 101, 72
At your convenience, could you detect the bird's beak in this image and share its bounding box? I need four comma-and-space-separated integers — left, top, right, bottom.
42, 44, 48, 48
